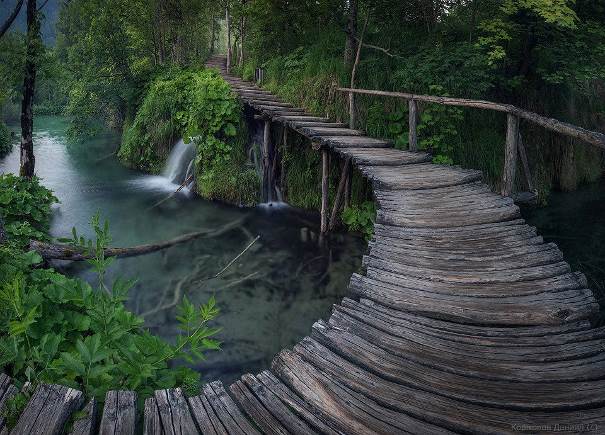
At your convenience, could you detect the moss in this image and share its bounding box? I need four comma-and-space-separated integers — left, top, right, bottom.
0, 121, 12, 158
118, 67, 260, 205
282, 140, 322, 210
194, 120, 260, 206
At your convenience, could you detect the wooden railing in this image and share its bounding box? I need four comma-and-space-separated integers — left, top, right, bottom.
338, 87, 605, 197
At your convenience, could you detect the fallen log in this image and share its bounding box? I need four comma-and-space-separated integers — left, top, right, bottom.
29, 217, 246, 261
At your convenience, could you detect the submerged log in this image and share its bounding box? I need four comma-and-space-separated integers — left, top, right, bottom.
29, 218, 245, 261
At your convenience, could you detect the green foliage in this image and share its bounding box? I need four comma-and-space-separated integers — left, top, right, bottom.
341, 202, 376, 241
0, 214, 220, 407
416, 86, 464, 164
0, 175, 58, 247
119, 68, 259, 204
56, 0, 216, 136
0, 122, 12, 158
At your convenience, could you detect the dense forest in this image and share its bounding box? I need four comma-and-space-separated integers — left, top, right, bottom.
0, 0, 604, 429
2, 0, 604, 197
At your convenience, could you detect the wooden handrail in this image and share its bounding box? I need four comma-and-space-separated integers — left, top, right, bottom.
337, 87, 605, 150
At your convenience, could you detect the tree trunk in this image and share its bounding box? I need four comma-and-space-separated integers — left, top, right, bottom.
348, 14, 369, 129
238, 15, 245, 67
20, 0, 39, 179
210, 14, 216, 53
343, 0, 357, 68
30, 218, 245, 261
226, 3, 232, 72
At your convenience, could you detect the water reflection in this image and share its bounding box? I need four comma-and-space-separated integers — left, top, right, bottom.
0, 117, 365, 383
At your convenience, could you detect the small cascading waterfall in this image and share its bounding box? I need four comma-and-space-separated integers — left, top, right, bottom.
163, 139, 196, 187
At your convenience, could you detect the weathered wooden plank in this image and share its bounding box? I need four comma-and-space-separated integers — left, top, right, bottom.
272, 349, 454, 434
99, 391, 137, 435
154, 388, 198, 435
326, 307, 605, 381
318, 135, 392, 148
359, 163, 483, 190
188, 395, 225, 435
203, 381, 259, 435
305, 327, 605, 410
334, 147, 431, 166
350, 272, 597, 326
69, 399, 98, 435
255, 372, 343, 435
0, 375, 17, 431
299, 126, 364, 137
229, 380, 290, 435
11, 384, 83, 435
355, 297, 591, 337
143, 397, 163, 435
240, 374, 316, 434
293, 334, 605, 433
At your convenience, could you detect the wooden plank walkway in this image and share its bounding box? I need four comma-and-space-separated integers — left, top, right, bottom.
2, 56, 604, 434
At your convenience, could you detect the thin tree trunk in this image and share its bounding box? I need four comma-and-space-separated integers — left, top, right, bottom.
20, 0, 40, 178
210, 14, 216, 53
343, 0, 357, 68
226, 3, 232, 71
238, 15, 245, 67
0, 0, 24, 39
348, 14, 369, 129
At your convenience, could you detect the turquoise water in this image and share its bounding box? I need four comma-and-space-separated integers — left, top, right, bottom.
0, 117, 365, 383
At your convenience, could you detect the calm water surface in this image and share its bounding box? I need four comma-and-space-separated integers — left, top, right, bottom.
0, 117, 365, 383
521, 180, 605, 323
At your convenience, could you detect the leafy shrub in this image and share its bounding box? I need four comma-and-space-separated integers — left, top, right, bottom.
0, 122, 12, 158
0, 214, 220, 410
119, 68, 259, 204
342, 201, 376, 240
0, 175, 58, 247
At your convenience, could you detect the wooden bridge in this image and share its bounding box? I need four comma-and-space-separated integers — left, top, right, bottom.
1, 56, 604, 434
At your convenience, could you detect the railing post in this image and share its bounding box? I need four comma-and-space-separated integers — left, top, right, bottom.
320, 149, 329, 234
349, 91, 355, 130
501, 113, 519, 196
408, 99, 418, 151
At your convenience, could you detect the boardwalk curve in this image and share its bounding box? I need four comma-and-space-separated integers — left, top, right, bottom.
2, 56, 604, 434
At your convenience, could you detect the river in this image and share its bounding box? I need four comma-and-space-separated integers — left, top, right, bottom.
0, 116, 365, 384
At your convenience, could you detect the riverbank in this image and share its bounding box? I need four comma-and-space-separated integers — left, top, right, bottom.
0, 116, 365, 384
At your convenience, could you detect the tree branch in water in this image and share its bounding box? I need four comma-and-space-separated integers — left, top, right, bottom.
29, 217, 246, 261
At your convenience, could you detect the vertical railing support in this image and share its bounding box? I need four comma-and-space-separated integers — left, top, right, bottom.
263, 119, 271, 202
408, 99, 418, 151
517, 133, 535, 193
349, 91, 355, 130
501, 113, 519, 196
328, 157, 352, 231
320, 149, 329, 234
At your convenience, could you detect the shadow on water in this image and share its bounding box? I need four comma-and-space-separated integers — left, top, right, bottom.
521, 179, 605, 326
0, 116, 366, 384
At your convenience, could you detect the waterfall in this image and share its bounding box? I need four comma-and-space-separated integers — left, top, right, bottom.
129, 138, 195, 194
163, 139, 196, 185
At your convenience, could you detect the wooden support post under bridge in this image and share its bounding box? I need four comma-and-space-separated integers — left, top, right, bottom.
263, 119, 272, 202
329, 157, 352, 231
320, 149, 329, 234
